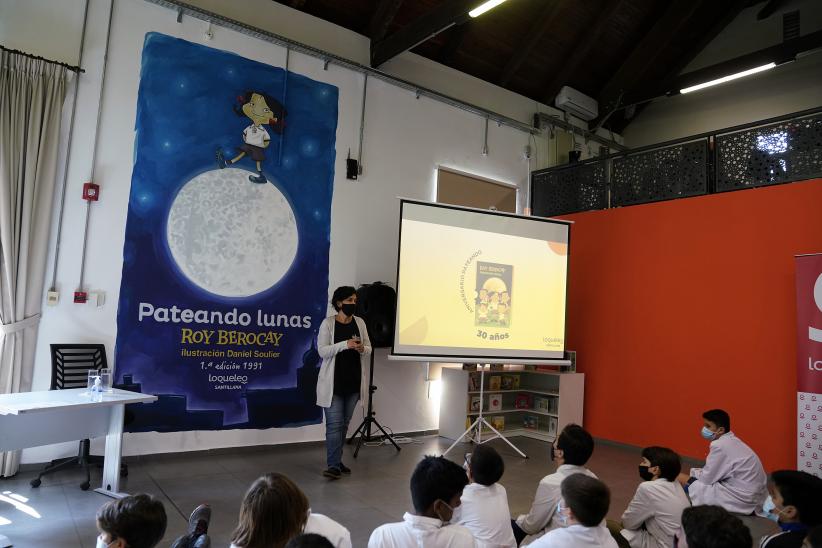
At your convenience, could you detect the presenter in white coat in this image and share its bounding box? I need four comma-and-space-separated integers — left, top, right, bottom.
610, 446, 691, 548
316, 286, 371, 480
678, 409, 767, 515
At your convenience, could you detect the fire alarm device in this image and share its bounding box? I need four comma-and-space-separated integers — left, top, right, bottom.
82, 182, 100, 201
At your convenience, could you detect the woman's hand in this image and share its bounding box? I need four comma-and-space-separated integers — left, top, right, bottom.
346, 339, 359, 349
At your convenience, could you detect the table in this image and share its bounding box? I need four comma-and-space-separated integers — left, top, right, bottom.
0, 388, 157, 498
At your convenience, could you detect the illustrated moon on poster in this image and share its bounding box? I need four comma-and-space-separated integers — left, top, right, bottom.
115, 33, 338, 432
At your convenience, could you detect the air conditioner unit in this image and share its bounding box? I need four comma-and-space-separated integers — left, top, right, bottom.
555, 86, 598, 121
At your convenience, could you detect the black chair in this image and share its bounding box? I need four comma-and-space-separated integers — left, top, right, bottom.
30, 344, 126, 490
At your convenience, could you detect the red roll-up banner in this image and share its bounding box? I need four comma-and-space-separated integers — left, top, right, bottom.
796, 253, 822, 477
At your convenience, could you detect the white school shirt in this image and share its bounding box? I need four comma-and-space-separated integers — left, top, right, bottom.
688, 431, 767, 514
619, 479, 691, 548
528, 523, 619, 548
242, 124, 270, 147
304, 512, 352, 548
229, 512, 351, 548
455, 483, 517, 548
368, 512, 477, 548
515, 464, 597, 544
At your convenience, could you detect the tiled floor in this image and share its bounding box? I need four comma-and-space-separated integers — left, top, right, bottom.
0, 435, 777, 547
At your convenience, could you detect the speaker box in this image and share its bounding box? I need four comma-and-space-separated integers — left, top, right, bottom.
356, 282, 396, 348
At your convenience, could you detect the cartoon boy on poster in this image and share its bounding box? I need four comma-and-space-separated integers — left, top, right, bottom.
216, 91, 286, 183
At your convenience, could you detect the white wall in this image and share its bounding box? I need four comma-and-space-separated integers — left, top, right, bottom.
1, 0, 555, 462
623, 0, 822, 147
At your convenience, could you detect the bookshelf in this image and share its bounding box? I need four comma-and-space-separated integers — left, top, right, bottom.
439, 365, 584, 444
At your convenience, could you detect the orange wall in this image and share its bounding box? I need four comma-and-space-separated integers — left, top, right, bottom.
561, 178, 822, 471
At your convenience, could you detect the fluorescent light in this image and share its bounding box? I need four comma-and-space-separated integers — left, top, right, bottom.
469, 0, 508, 18
680, 63, 776, 94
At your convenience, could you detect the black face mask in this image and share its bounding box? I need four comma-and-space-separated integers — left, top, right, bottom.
550, 445, 556, 462
341, 303, 356, 317
638, 465, 654, 481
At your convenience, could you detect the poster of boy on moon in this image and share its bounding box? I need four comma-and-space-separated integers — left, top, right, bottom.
115, 33, 339, 433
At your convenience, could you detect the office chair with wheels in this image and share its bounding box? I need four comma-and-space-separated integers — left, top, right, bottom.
30, 344, 127, 491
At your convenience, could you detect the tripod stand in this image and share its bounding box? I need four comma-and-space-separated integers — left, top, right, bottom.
348, 349, 401, 458
442, 365, 527, 459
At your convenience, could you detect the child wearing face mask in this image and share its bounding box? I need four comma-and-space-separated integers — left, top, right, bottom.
95, 494, 167, 548
760, 470, 822, 548
607, 447, 691, 548
368, 456, 477, 548
676, 505, 752, 548
513, 424, 597, 545
677, 409, 767, 515
527, 474, 618, 548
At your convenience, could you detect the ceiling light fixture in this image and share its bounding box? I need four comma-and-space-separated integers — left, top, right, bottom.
679, 63, 776, 94
469, 0, 508, 18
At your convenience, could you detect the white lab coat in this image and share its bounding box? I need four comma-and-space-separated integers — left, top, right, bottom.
515, 464, 597, 544
619, 479, 691, 548
316, 315, 372, 408
230, 512, 351, 548
455, 483, 517, 548
528, 524, 619, 548
368, 512, 478, 548
688, 431, 767, 514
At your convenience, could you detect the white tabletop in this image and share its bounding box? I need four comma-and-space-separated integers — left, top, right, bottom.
0, 388, 157, 416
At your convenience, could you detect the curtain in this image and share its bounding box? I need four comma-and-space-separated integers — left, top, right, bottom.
0, 50, 68, 477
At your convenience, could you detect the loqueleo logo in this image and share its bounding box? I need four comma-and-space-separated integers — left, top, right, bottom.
811, 273, 822, 342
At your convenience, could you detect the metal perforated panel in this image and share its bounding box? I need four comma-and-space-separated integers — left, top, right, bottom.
611, 140, 708, 207
531, 162, 608, 217
716, 114, 822, 191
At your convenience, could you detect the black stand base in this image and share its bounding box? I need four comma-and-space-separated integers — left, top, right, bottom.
346, 350, 401, 458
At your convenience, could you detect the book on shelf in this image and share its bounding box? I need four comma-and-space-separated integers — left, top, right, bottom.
469, 396, 481, 412
468, 374, 479, 391
501, 375, 521, 390
491, 416, 505, 431
514, 393, 532, 409
522, 414, 538, 430
488, 376, 501, 391
488, 393, 503, 411
534, 397, 550, 412
547, 417, 558, 435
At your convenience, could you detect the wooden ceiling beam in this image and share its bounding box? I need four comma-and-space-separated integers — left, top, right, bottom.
437, 21, 472, 65
370, 0, 476, 67
542, 0, 624, 104
590, 0, 704, 128
498, 1, 565, 87
370, 0, 405, 42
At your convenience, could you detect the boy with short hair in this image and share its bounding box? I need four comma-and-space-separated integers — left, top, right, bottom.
456, 445, 516, 547
679, 409, 767, 514
612, 446, 691, 548
528, 474, 618, 547
678, 505, 752, 548
513, 424, 597, 544
760, 470, 822, 548
368, 456, 477, 547
96, 493, 168, 548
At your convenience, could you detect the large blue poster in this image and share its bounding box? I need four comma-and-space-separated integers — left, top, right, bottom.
115, 33, 338, 432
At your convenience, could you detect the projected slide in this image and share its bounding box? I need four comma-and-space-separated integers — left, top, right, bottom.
393, 200, 569, 361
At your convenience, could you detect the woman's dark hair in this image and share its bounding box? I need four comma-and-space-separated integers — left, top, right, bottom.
641, 446, 682, 482
234, 91, 287, 134
410, 456, 468, 514
770, 470, 822, 526
470, 444, 505, 486
285, 534, 334, 548
681, 505, 751, 548
560, 473, 610, 527
702, 409, 730, 432
231, 473, 309, 548
331, 286, 357, 311
556, 424, 594, 466
96, 493, 167, 548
